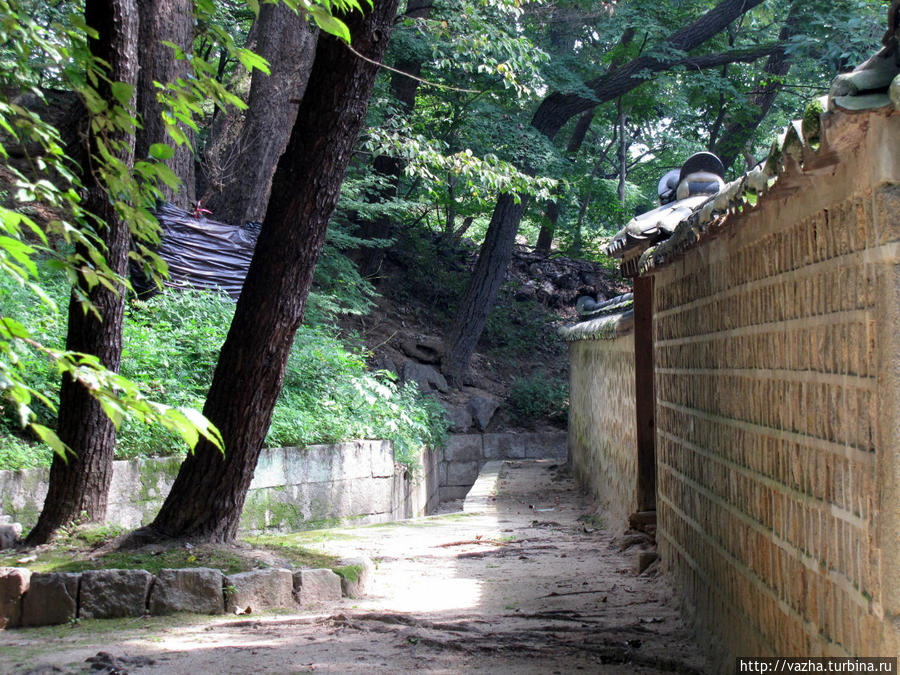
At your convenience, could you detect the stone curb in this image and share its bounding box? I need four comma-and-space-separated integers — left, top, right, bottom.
463, 460, 505, 513
0, 563, 366, 629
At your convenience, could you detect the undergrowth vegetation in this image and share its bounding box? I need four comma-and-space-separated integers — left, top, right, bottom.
0, 265, 447, 470
507, 373, 569, 428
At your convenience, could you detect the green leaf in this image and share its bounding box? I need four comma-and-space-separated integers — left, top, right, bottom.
178, 406, 224, 452
148, 143, 175, 160
0, 317, 30, 339
237, 48, 270, 75
98, 396, 125, 428
310, 6, 351, 43
31, 424, 70, 460
110, 81, 134, 105
153, 164, 181, 189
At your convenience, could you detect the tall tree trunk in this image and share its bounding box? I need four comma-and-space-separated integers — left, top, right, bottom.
712, 0, 801, 170
136, 0, 195, 208
202, 3, 318, 224
135, 0, 401, 543
616, 100, 627, 205
26, 0, 138, 545
356, 0, 432, 278
534, 107, 595, 254
441, 0, 771, 385
441, 192, 525, 386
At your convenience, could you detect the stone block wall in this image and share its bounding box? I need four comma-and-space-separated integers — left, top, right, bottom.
567, 329, 638, 528
438, 432, 568, 501
1, 432, 566, 532
650, 115, 900, 663
0, 441, 439, 533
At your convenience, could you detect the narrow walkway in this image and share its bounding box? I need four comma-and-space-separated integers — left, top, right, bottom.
1, 461, 707, 674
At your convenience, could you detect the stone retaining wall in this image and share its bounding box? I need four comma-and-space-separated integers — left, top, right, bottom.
438, 432, 568, 502
0, 432, 566, 532
0, 441, 439, 533
649, 113, 900, 662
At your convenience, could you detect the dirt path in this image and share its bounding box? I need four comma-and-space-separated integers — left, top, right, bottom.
1, 460, 707, 674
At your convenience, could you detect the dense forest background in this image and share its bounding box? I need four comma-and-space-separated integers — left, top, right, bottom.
0, 0, 888, 543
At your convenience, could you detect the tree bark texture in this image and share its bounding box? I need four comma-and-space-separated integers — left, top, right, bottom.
356, 0, 432, 278
202, 3, 318, 224
26, 0, 138, 545
441, 0, 769, 385
142, 0, 401, 543
441, 192, 526, 387
135, 0, 195, 207
712, 1, 802, 170
535, 107, 595, 253
616, 101, 627, 205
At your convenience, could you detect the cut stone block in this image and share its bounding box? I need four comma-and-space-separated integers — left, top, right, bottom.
292, 568, 342, 605
149, 568, 224, 616
446, 461, 481, 486
636, 551, 659, 575
225, 568, 293, 614
483, 434, 527, 460
0, 567, 31, 628
337, 557, 374, 599
22, 572, 80, 626
523, 431, 568, 459
443, 435, 483, 462
0, 523, 22, 549
439, 486, 469, 502
79, 569, 153, 619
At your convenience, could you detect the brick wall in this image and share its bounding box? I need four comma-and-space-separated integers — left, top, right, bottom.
650, 113, 900, 663
567, 325, 638, 528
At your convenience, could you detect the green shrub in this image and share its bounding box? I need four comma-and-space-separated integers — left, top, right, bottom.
481, 286, 564, 359
0, 435, 52, 470
0, 268, 447, 470
268, 325, 447, 468
507, 373, 568, 428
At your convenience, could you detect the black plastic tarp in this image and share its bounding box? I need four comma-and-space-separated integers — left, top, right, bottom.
134, 203, 259, 300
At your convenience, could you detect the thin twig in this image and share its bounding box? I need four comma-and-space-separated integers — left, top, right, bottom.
343, 42, 480, 93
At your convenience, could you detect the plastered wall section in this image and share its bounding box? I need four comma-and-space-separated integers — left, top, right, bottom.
568, 331, 638, 528
649, 111, 900, 663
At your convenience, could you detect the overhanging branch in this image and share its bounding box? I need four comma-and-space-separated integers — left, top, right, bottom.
679, 43, 782, 70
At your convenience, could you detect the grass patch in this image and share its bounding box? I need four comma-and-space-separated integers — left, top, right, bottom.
0, 525, 342, 575
332, 564, 363, 583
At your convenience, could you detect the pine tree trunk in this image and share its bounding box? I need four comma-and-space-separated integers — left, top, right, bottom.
26, 0, 138, 545
616, 101, 627, 204
202, 3, 318, 224
442, 192, 526, 387
535, 108, 595, 254
137, 0, 401, 543
136, 0, 195, 207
